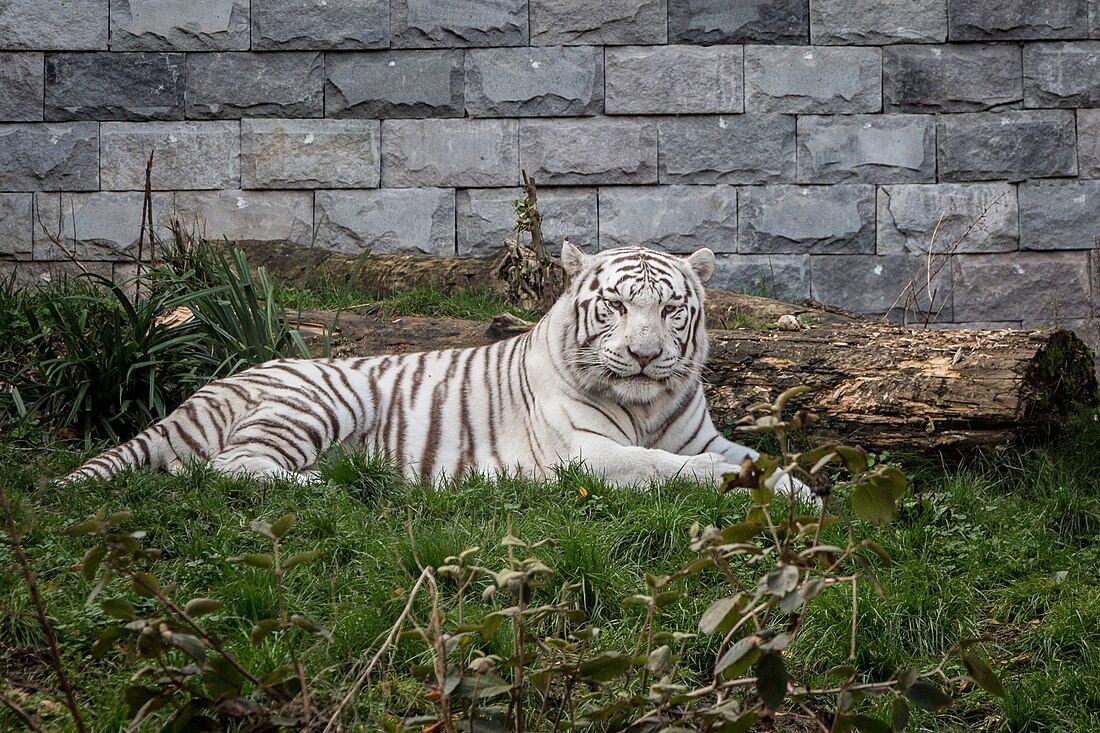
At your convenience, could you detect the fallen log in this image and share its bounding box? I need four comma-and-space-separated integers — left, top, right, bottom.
293, 307, 1096, 454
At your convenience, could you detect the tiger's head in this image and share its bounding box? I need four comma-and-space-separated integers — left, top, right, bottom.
558, 242, 715, 405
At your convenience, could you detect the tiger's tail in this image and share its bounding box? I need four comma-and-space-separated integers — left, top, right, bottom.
59, 424, 169, 485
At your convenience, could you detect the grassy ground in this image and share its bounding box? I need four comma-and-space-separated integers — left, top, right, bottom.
2, 411, 1099, 731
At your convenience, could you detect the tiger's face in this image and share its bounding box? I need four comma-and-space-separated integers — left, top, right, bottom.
559, 243, 715, 405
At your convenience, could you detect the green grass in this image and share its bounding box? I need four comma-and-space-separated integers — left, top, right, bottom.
3, 411, 1100, 731
275, 283, 539, 323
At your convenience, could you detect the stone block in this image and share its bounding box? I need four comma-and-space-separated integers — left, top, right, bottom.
465, 46, 603, 117
883, 44, 1023, 113
0, 194, 32, 260
314, 188, 456, 254
0, 122, 98, 191
0, 53, 43, 121
811, 253, 952, 320
599, 185, 737, 254
797, 114, 936, 184
1019, 180, 1100, 250
948, 0, 1087, 40
530, 0, 666, 45
173, 190, 314, 244
32, 191, 173, 260
606, 45, 742, 114
326, 51, 464, 119
739, 185, 876, 254
520, 118, 657, 185
1079, 108, 1100, 178
0, 0, 107, 50
392, 0, 527, 48
877, 183, 1018, 255
44, 52, 184, 121
381, 118, 518, 187
710, 254, 809, 301
456, 187, 598, 256
953, 252, 1090, 321
241, 119, 380, 189
110, 0, 250, 51
186, 52, 324, 119
1024, 41, 1100, 107
658, 115, 795, 184
669, 0, 808, 44
937, 110, 1078, 181
810, 0, 946, 44
1093, 1, 1100, 39
744, 45, 881, 113
101, 121, 239, 190
0, 260, 113, 289
252, 0, 388, 50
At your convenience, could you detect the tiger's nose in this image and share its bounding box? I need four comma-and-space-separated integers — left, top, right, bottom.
628, 345, 661, 367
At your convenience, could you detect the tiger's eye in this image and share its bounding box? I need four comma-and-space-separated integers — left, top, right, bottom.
609, 300, 626, 314
662, 305, 679, 317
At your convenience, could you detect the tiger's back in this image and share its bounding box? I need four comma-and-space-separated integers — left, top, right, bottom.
62, 244, 765, 489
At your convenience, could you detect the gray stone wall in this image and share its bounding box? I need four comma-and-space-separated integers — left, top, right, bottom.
1, 0, 1099, 341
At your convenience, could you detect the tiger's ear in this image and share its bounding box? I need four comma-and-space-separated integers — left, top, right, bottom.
560, 240, 588, 277
685, 248, 716, 284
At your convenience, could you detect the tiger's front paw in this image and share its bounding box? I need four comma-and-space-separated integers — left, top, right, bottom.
684, 452, 743, 483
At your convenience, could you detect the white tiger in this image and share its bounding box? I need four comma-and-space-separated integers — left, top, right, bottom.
62, 243, 801, 495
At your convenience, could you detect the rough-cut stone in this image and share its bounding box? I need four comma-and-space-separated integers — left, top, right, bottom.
739, 185, 876, 254
0, 0, 107, 50
1093, 1, 1100, 39
44, 52, 184, 121
658, 115, 795, 184
530, 0, 667, 45
0, 193, 32, 260
877, 183, 1019, 255
0, 53, 43, 121
465, 46, 603, 117
241, 119, 380, 189
33, 191, 173, 260
520, 118, 657, 185
1019, 180, 1100, 250
174, 190, 314, 244
811, 253, 952, 320
1079, 108, 1100, 178
711, 254, 810, 302
186, 52, 324, 119
392, 0, 527, 48
326, 51, 464, 119
100, 121, 239, 190
744, 45, 882, 113
669, 0, 808, 44
810, 0, 946, 44
314, 189, 456, 254
883, 44, 1023, 113
1024, 42, 1100, 107
456, 187, 598, 256
948, 0, 1087, 41
0, 122, 98, 191
797, 114, 936, 184
953, 252, 1090, 321
381, 118, 518, 187
937, 110, 1078, 181
252, 0, 388, 50
606, 45, 742, 114
110, 0, 250, 51
599, 185, 737, 253
0, 260, 114, 288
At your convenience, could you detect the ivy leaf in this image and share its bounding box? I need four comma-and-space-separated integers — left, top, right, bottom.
962, 652, 1006, 698
755, 651, 787, 712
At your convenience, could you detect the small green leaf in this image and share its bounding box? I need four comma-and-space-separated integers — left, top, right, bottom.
251, 618, 282, 645
904, 681, 951, 712
82, 545, 107, 581
851, 481, 897, 525
169, 632, 207, 664
720, 522, 764, 544
847, 715, 892, 733
290, 614, 333, 640
891, 697, 910, 731
102, 597, 136, 620
64, 519, 103, 536
714, 635, 758, 679
238, 553, 274, 570
646, 645, 673, 676
756, 651, 787, 712
249, 520, 275, 540
270, 513, 296, 539
962, 652, 1005, 698
835, 446, 869, 474
765, 565, 799, 596
91, 626, 126, 658
131, 571, 159, 598
896, 668, 919, 691
184, 598, 224, 618
578, 651, 634, 682
283, 549, 322, 570
654, 590, 681, 608
699, 596, 742, 636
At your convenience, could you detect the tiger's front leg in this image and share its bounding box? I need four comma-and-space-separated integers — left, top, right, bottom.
571, 436, 742, 488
